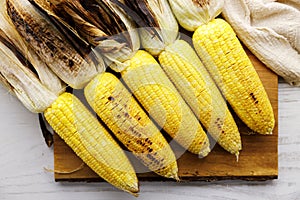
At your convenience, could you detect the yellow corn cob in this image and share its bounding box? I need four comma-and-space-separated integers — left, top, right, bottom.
3, 0, 140, 194
193, 18, 275, 134
85, 72, 179, 180
28, 0, 209, 157
44, 93, 139, 195
159, 40, 241, 155
121, 50, 210, 156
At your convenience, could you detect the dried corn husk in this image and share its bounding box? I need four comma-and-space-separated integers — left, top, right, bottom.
0, 39, 57, 113
0, 0, 65, 95
119, 0, 179, 56
168, 0, 223, 31
50, 0, 140, 72
6, 0, 101, 89
222, 0, 300, 86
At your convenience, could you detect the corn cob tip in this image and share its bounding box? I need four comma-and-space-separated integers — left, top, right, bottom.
199, 145, 211, 158
162, 166, 179, 181
265, 127, 274, 135
126, 182, 139, 197
171, 172, 180, 182
236, 152, 239, 162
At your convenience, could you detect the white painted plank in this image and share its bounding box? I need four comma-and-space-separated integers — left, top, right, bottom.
1, 82, 300, 200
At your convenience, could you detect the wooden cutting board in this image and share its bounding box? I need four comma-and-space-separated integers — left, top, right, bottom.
53, 48, 278, 182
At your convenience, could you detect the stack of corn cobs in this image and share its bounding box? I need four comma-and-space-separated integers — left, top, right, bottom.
0, 0, 275, 196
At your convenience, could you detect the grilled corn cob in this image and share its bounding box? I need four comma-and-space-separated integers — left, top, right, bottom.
169, 0, 275, 134
7, 0, 179, 178
0, 13, 139, 195
50, 0, 210, 156
118, 0, 241, 155
122, 50, 210, 155
44, 93, 139, 195
159, 40, 241, 154
85, 72, 178, 179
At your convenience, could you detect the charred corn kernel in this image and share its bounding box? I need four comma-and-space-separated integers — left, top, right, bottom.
85, 72, 178, 180
44, 93, 138, 195
121, 50, 210, 156
193, 18, 275, 134
159, 40, 241, 155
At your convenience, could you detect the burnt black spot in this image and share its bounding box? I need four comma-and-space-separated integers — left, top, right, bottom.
124, 113, 129, 118
137, 117, 141, 121
149, 148, 153, 153
250, 92, 257, 101
46, 41, 56, 52
108, 96, 114, 101
255, 101, 259, 104
68, 60, 74, 68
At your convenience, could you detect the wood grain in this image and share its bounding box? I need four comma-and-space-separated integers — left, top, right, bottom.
53, 48, 278, 182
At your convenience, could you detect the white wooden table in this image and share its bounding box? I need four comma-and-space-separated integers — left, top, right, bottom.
1, 79, 300, 200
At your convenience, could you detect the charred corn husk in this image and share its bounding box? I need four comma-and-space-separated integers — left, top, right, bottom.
0, 28, 139, 195
51, 0, 210, 156
0, 0, 64, 95
50, 0, 140, 72
169, 0, 275, 134
6, 0, 101, 89
118, 0, 241, 155
85, 72, 178, 179
0, 37, 57, 112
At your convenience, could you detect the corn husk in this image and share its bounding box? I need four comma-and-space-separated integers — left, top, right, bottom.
6, 0, 101, 89
0, 0, 65, 95
168, 0, 223, 31
50, 0, 140, 72
0, 39, 57, 113
119, 0, 178, 56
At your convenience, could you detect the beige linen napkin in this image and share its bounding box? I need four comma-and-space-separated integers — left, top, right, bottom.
222, 0, 300, 86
